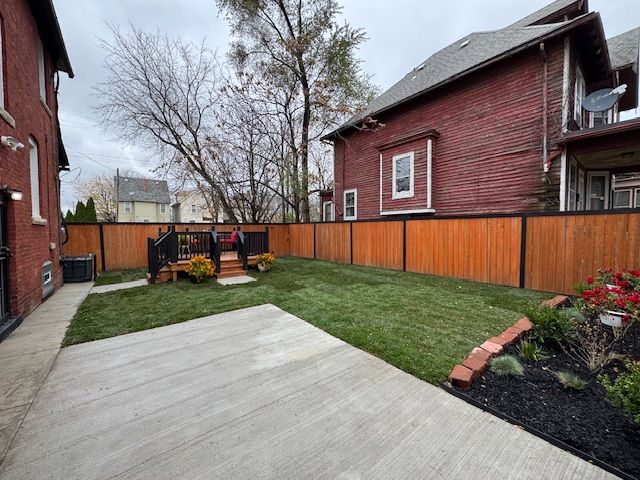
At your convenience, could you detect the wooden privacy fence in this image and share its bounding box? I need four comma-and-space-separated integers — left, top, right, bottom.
64, 211, 640, 295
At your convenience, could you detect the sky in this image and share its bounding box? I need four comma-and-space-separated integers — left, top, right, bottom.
54, 0, 640, 212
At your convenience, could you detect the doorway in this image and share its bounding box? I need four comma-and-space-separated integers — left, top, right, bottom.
0, 195, 10, 322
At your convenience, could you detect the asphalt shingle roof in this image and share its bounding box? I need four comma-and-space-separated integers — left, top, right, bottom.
607, 27, 640, 71
329, 1, 594, 137
115, 177, 170, 204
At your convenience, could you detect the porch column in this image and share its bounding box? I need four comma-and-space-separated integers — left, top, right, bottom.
559, 151, 567, 211
427, 138, 433, 209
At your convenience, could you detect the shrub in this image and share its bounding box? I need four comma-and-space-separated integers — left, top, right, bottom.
518, 339, 545, 361
184, 255, 214, 283
556, 371, 587, 390
256, 253, 276, 271
490, 355, 524, 377
525, 305, 575, 345
600, 361, 640, 424
562, 317, 626, 373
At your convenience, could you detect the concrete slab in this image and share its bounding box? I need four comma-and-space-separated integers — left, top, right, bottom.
217, 275, 257, 286
0, 304, 615, 479
0, 282, 92, 462
90, 279, 148, 294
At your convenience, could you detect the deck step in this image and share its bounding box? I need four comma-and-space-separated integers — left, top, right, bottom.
217, 269, 248, 279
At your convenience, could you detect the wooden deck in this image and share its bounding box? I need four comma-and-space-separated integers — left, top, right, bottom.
153, 253, 259, 283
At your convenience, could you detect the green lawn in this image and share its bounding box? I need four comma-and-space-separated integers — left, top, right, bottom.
94, 268, 147, 286
65, 258, 548, 383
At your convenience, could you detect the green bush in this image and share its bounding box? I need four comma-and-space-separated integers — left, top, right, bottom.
518, 339, 545, 361
490, 355, 524, 377
556, 371, 587, 390
525, 305, 575, 345
600, 362, 640, 424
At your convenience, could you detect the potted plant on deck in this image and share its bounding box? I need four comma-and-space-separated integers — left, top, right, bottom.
579, 271, 640, 328
256, 253, 275, 272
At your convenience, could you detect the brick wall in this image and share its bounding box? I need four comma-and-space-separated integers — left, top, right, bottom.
333, 38, 568, 220
0, 0, 65, 318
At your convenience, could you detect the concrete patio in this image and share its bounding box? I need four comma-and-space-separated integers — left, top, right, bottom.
0, 304, 615, 479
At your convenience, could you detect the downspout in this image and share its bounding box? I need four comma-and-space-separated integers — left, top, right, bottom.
539, 43, 549, 170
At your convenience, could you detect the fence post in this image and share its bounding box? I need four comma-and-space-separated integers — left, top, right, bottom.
98, 223, 106, 272
350, 222, 353, 264
519, 215, 528, 289
313, 223, 317, 259
264, 226, 270, 253
403, 220, 407, 272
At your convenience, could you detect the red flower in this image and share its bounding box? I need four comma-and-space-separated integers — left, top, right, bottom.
587, 275, 594, 285
630, 270, 640, 278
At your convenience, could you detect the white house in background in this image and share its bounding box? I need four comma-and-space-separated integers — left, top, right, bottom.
171, 190, 217, 223
116, 176, 171, 223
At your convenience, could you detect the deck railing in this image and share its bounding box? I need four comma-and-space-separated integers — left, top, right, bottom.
147, 226, 269, 281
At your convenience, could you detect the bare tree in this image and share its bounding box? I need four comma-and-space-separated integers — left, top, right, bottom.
217, 0, 377, 221
75, 168, 139, 222
95, 26, 241, 222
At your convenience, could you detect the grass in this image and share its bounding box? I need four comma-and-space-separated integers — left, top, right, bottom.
490, 355, 525, 376
94, 268, 147, 286
64, 258, 547, 384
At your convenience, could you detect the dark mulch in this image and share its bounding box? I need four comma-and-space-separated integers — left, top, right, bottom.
460, 342, 640, 479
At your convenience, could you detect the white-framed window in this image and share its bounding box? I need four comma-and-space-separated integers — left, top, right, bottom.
344, 189, 357, 220
123, 202, 132, 213
29, 137, 41, 219
612, 189, 633, 209
159, 203, 167, 214
191, 204, 198, 213
0, 19, 5, 110
392, 152, 414, 199
322, 201, 333, 222
37, 38, 46, 103
574, 66, 586, 127
636, 189, 640, 209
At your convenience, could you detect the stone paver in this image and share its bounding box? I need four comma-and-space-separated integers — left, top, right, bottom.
0, 304, 615, 479
90, 279, 148, 294
217, 275, 257, 286
0, 282, 92, 462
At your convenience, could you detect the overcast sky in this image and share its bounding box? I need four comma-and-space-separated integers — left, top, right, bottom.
54, 0, 640, 212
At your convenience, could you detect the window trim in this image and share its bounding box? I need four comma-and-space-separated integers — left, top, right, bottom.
574, 66, 586, 127
37, 38, 47, 103
322, 201, 333, 222
392, 152, 415, 200
0, 19, 4, 110
191, 204, 198, 214
29, 137, 43, 222
123, 201, 132, 213
343, 189, 357, 221
159, 203, 167, 214
612, 189, 633, 209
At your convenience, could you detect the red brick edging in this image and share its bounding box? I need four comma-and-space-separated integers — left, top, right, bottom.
448, 295, 568, 388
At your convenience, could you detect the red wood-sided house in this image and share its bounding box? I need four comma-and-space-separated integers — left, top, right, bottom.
0, 0, 73, 336
321, 0, 640, 221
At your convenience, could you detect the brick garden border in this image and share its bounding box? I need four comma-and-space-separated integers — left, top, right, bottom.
448, 295, 568, 388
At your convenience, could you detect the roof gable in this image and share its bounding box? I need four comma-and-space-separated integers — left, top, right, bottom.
608, 27, 640, 72
116, 177, 170, 204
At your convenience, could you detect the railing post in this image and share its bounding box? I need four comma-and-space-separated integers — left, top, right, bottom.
169, 226, 178, 263
264, 226, 269, 254
147, 237, 156, 283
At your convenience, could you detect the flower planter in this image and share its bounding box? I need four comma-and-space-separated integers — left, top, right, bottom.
599, 311, 629, 328
257, 264, 269, 272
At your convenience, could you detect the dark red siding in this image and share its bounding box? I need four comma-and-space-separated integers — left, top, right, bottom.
334, 38, 568, 220
0, 0, 65, 318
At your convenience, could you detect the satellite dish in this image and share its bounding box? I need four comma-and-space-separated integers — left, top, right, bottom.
582, 84, 627, 113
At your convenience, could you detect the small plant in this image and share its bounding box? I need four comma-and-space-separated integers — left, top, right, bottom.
256, 253, 276, 271
556, 371, 587, 390
490, 355, 524, 377
518, 339, 545, 361
525, 305, 575, 345
184, 255, 214, 283
600, 361, 640, 424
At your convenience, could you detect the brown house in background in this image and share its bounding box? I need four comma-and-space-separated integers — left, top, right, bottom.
322, 0, 640, 221
0, 0, 73, 335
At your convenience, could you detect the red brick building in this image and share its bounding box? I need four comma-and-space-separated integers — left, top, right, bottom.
322, 0, 640, 221
0, 0, 73, 334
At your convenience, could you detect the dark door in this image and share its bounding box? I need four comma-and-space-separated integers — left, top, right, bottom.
0, 196, 10, 322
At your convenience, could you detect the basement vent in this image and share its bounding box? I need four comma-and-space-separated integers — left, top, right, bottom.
42, 261, 54, 299
460, 39, 470, 49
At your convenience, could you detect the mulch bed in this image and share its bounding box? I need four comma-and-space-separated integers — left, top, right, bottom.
457, 339, 640, 479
